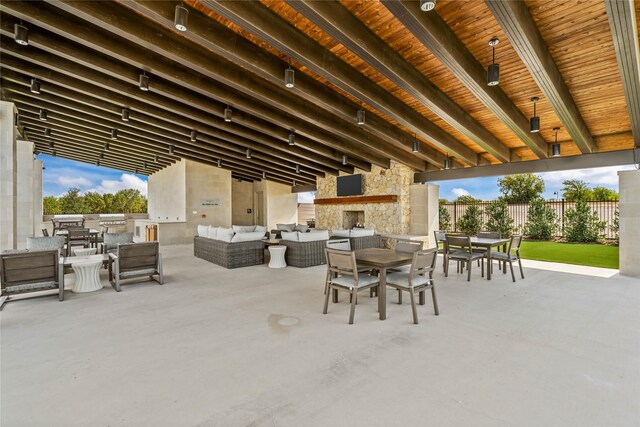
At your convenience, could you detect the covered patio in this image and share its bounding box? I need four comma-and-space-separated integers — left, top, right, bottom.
2, 244, 638, 426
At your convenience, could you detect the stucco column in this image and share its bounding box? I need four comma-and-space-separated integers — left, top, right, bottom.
0, 101, 17, 250
409, 183, 439, 248
618, 169, 640, 277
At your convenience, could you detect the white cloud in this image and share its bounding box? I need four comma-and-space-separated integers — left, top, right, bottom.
85, 174, 148, 197
538, 165, 635, 188
451, 188, 470, 198
297, 192, 316, 203
56, 176, 92, 187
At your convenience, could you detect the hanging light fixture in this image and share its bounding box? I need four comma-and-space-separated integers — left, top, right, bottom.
30, 78, 41, 94
552, 127, 561, 157
174, 4, 188, 32
99, 152, 104, 160
288, 131, 295, 146
217, 159, 222, 168
342, 154, 348, 165
262, 171, 266, 179
39, 109, 47, 121
143, 161, 148, 169
444, 156, 452, 170
44, 128, 51, 137
111, 129, 118, 140
139, 72, 150, 91
224, 106, 232, 122
104, 142, 110, 151
14, 23, 28, 45
487, 37, 500, 86
284, 65, 295, 88
190, 130, 197, 142
121, 107, 130, 122
51, 149, 57, 157
292, 179, 296, 186
96, 160, 101, 166
295, 164, 300, 174
154, 154, 159, 164
530, 97, 540, 133
356, 106, 365, 125
48, 140, 54, 148
135, 167, 139, 174
168, 145, 174, 155
412, 135, 419, 153
246, 148, 251, 159
420, 0, 436, 12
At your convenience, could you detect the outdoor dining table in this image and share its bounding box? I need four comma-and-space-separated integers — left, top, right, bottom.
354, 248, 414, 320
441, 237, 510, 280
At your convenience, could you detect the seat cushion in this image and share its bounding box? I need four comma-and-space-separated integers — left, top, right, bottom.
350, 228, 375, 237
386, 272, 432, 288
231, 231, 265, 243
490, 252, 518, 261
120, 268, 157, 278
331, 274, 379, 289
298, 230, 329, 242
281, 231, 299, 241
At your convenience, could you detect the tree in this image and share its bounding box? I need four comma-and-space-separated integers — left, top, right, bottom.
523, 197, 557, 240
454, 195, 481, 204
564, 199, 606, 242
562, 179, 593, 201
498, 173, 545, 203
59, 187, 86, 214
84, 191, 106, 214
591, 186, 618, 201
611, 207, 619, 243
485, 198, 514, 238
43, 196, 61, 215
456, 205, 484, 235
439, 202, 451, 231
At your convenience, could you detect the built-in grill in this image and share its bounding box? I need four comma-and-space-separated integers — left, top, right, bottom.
99, 214, 126, 226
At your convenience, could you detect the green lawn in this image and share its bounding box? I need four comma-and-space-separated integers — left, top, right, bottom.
519, 240, 619, 269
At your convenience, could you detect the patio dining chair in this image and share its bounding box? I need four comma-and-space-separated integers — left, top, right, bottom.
434, 231, 447, 272
445, 234, 484, 282
474, 231, 502, 266
324, 239, 376, 296
385, 248, 439, 324
488, 234, 524, 282
323, 248, 380, 324
65, 228, 91, 256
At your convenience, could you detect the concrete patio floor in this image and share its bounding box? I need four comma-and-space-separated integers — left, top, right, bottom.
2, 244, 639, 427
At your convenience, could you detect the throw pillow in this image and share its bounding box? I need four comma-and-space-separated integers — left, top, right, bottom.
231, 231, 265, 243
26, 236, 66, 252
197, 224, 209, 237
254, 225, 267, 233
294, 224, 309, 233
281, 231, 299, 241
298, 230, 329, 242
350, 228, 375, 237
216, 228, 234, 243
331, 229, 350, 238
232, 225, 244, 233
276, 223, 295, 232
207, 226, 219, 240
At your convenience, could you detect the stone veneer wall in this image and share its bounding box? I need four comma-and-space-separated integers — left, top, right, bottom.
315, 161, 413, 234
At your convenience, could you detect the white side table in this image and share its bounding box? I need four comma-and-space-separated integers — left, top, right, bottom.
268, 245, 287, 268
71, 260, 103, 293
73, 247, 97, 257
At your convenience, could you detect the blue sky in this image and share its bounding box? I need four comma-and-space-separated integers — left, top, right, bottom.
40, 155, 633, 202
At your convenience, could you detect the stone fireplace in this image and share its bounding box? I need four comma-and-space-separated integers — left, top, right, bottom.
343, 210, 365, 229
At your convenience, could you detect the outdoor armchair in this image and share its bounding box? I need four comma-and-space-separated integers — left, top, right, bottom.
0, 250, 62, 309
102, 232, 134, 255
108, 242, 164, 292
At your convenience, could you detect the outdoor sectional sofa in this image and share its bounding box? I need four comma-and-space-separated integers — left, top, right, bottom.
280, 230, 329, 268
194, 236, 264, 269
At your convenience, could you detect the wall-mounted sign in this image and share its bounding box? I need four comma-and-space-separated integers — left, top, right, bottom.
201, 199, 220, 207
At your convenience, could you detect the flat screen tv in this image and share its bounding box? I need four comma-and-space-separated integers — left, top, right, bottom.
337, 174, 363, 196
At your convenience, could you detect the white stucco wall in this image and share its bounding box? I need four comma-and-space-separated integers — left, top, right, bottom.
618, 169, 640, 277
265, 181, 298, 230
0, 101, 16, 250
232, 180, 254, 225
148, 160, 186, 222
185, 160, 232, 230
16, 140, 35, 249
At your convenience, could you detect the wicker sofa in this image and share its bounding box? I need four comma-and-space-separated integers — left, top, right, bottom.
194, 236, 264, 269
349, 235, 383, 250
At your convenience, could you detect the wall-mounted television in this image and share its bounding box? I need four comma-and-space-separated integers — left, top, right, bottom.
337, 174, 363, 196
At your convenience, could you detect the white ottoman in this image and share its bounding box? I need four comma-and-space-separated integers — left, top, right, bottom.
71, 260, 103, 293
268, 245, 287, 268
73, 247, 97, 256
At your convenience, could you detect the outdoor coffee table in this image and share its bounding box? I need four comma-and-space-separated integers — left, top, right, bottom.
268, 245, 287, 268
355, 248, 413, 320
71, 260, 103, 293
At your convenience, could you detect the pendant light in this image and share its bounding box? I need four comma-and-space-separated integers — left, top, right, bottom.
190, 130, 197, 142
39, 109, 47, 121
284, 65, 295, 88
444, 156, 452, 170
168, 145, 174, 155
30, 78, 41, 94
135, 167, 139, 174
143, 161, 148, 169
51, 149, 56, 157
342, 154, 348, 165
217, 159, 222, 168
356, 106, 365, 125
292, 179, 296, 187
246, 149, 251, 159
412, 135, 419, 153
262, 171, 266, 179
420, 0, 436, 12
44, 128, 51, 137
529, 97, 540, 133
174, 5, 188, 32
552, 127, 561, 157
154, 155, 159, 164
139, 72, 150, 91
122, 107, 130, 122
96, 160, 101, 166
111, 129, 118, 140
99, 152, 104, 160
14, 23, 28, 45
487, 37, 500, 86
288, 131, 295, 146
104, 142, 110, 151
224, 106, 232, 122
48, 140, 54, 148
295, 164, 300, 174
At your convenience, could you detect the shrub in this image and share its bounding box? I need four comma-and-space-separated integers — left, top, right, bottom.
439, 202, 451, 231
564, 199, 606, 243
485, 198, 514, 237
456, 205, 484, 235
611, 207, 620, 243
524, 197, 557, 240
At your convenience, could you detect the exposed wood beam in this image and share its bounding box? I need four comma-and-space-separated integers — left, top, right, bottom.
605, 0, 640, 147
485, 0, 597, 154
121, 0, 449, 169
0, 4, 389, 172
287, 0, 512, 164
382, 0, 549, 160
35, 1, 419, 170
416, 149, 639, 182
291, 184, 317, 194
200, 0, 479, 166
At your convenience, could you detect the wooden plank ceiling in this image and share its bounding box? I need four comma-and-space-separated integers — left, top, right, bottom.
1, 0, 637, 186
